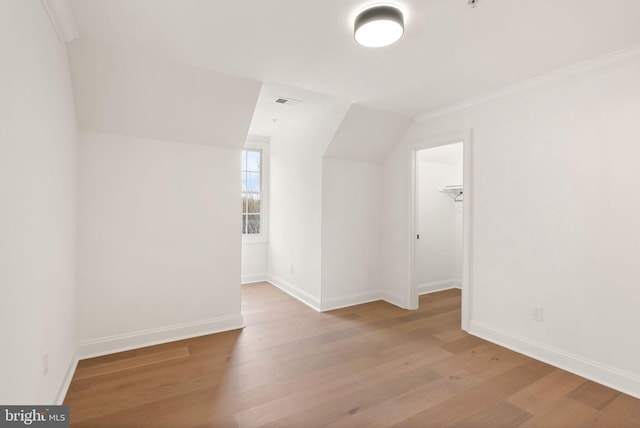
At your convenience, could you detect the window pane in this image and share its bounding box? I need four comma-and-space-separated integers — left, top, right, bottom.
241, 172, 248, 192
246, 172, 260, 192
246, 150, 261, 172
247, 194, 261, 214
246, 214, 260, 234
242, 149, 263, 236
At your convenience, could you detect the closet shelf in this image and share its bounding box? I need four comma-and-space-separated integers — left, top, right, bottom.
439, 185, 463, 201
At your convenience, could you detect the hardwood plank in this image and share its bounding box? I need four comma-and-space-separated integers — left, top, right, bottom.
73, 347, 190, 380
428, 342, 530, 381
450, 401, 533, 428
594, 394, 640, 428
567, 379, 621, 411
438, 334, 485, 354
325, 370, 482, 428
390, 361, 555, 427
233, 347, 451, 427
517, 397, 600, 427
261, 366, 442, 428
432, 328, 468, 343
507, 369, 586, 414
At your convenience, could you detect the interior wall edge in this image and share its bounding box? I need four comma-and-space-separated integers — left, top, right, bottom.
470, 320, 640, 400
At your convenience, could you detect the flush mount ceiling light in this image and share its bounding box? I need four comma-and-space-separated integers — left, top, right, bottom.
354, 4, 404, 48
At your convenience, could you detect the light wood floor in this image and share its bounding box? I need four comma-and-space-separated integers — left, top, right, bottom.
65, 282, 640, 427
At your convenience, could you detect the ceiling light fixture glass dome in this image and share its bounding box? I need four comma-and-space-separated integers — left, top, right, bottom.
354, 4, 404, 48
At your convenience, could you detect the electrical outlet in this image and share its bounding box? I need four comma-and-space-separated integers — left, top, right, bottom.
532, 306, 544, 322
290, 264, 294, 274
43, 351, 49, 376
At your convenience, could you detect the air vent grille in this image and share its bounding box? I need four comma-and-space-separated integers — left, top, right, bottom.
273, 97, 302, 106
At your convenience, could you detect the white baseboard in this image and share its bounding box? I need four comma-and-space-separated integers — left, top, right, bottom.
77, 314, 244, 360
418, 279, 461, 295
320, 292, 381, 312
470, 320, 640, 400
380, 292, 407, 309
266, 274, 322, 311
265, 275, 413, 312
241, 273, 267, 284
51, 350, 78, 404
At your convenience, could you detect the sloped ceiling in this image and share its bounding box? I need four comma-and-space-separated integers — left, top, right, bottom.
324, 105, 413, 163
67, 0, 640, 118
248, 82, 348, 138
67, 39, 261, 147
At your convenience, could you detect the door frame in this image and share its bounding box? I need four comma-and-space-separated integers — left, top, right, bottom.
406, 129, 473, 331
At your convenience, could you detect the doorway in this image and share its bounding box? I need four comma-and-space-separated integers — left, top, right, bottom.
407, 131, 472, 331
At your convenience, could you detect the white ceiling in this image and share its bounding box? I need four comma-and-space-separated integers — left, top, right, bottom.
248, 82, 345, 137
68, 0, 640, 119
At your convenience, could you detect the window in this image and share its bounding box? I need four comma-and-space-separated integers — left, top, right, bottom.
242, 149, 263, 236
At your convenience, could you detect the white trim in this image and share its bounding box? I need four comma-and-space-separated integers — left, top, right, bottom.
266, 275, 322, 312
76, 315, 244, 360
263, 276, 428, 312
461, 130, 473, 331
416, 44, 640, 123
418, 279, 460, 295
320, 292, 381, 312
40, 0, 79, 43
407, 130, 473, 330
51, 350, 78, 404
380, 292, 406, 308
470, 321, 640, 400
241, 273, 268, 284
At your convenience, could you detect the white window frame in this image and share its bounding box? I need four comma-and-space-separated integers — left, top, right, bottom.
242, 136, 269, 244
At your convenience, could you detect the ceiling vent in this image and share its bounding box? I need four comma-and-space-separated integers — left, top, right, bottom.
273, 97, 302, 106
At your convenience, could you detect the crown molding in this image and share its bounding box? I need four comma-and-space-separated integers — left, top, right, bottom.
416, 44, 640, 123
40, 0, 79, 43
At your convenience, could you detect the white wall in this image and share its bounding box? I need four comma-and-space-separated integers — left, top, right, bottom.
68, 39, 260, 357
76, 132, 243, 357
382, 57, 640, 397
318, 104, 411, 309
241, 242, 268, 284
0, 1, 77, 404
267, 103, 350, 308
416, 143, 463, 292
320, 159, 383, 310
